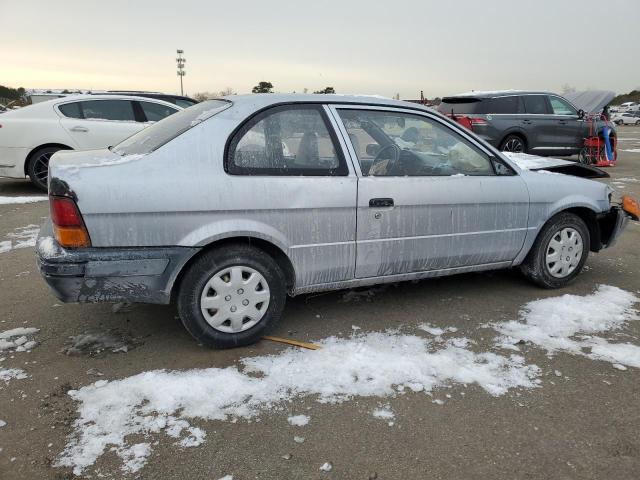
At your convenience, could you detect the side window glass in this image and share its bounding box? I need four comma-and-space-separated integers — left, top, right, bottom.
58, 102, 83, 119
337, 109, 494, 177
79, 100, 135, 121
228, 106, 346, 176
549, 97, 577, 116
140, 102, 178, 122
523, 95, 549, 115
488, 96, 523, 114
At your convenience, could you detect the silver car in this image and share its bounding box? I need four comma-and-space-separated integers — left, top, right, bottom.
36, 95, 638, 348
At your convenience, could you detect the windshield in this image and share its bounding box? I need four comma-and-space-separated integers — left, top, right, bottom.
113, 100, 231, 156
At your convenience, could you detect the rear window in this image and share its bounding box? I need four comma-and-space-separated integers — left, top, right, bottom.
58, 102, 83, 119
81, 100, 135, 121
486, 96, 523, 114
523, 95, 550, 114
438, 98, 485, 115
113, 100, 231, 156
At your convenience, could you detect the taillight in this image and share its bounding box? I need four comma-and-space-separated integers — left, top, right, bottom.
469, 117, 488, 127
50, 196, 91, 248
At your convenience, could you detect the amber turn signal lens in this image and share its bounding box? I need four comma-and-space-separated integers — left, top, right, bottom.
53, 226, 91, 248
622, 195, 640, 221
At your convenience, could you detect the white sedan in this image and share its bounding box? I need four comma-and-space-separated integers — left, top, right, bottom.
611, 112, 640, 126
0, 94, 181, 190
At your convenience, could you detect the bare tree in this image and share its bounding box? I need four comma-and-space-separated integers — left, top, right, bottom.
561, 83, 577, 95
218, 87, 236, 96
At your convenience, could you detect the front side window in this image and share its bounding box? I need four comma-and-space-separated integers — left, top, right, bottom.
337, 109, 494, 177
549, 96, 577, 116
140, 101, 178, 122
80, 100, 135, 121
227, 105, 346, 176
523, 95, 550, 115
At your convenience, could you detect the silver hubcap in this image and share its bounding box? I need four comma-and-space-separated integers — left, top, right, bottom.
502, 138, 524, 153
545, 227, 583, 278
200, 266, 270, 333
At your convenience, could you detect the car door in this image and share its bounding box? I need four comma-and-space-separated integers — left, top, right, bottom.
547, 95, 583, 151
225, 104, 358, 287
521, 94, 557, 152
329, 106, 530, 279
57, 99, 144, 149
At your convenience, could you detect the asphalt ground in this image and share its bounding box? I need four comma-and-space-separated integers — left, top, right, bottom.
0, 126, 639, 479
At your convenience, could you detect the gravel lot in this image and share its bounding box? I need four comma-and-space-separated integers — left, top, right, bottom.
0, 127, 639, 479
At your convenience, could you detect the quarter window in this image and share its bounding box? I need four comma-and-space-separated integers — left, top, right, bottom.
523, 95, 550, 115
337, 109, 494, 177
80, 100, 135, 121
58, 102, 83, 119
549, 96, 577, 116
227, 105, 346, 176
140, 101, 178, 122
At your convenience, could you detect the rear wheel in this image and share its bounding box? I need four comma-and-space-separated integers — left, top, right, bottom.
26, 146, 63, 191
177, 244, 287, 348
520, 212, 590, 288
500, 135, 526, 153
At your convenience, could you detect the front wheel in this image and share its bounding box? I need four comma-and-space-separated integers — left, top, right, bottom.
177, 244, 287, 348
520, 212, 590, 288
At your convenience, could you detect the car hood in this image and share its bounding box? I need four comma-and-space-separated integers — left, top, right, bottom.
563, 90, 615, 114
502, 152, 609, 179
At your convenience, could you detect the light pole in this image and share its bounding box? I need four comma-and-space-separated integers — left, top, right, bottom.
176, 49, 186, 96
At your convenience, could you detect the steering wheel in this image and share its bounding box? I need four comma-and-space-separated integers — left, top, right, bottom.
370, 143, 401, 175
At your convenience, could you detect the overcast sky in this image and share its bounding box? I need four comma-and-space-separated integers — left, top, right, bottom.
2, 0, 639, 98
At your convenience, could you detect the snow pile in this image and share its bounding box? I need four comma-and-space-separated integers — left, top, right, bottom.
494, 285, 640, 368
0, 327, 39, 352
57, 332, 538, 474
1, 225, 40, 253
0, 196, 47, 205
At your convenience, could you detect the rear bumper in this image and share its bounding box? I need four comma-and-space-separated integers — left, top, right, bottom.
36, 220, 199, 304
0, 146, 29, 178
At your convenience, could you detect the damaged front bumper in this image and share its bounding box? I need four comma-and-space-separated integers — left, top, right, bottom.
596, 206, 630, 250
36, 221, 199, 304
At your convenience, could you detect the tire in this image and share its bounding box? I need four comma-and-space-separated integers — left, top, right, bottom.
177, 244, 287, 348
520, 212, 590, 289
635, 120, 640, 126
26, 146, 62, 192
499, 135, 526, 153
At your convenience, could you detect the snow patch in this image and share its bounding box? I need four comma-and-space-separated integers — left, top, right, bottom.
372, 408, 394, 420
287, 415, 310, 427
1, 225, 40, 253
493, 285, 640, 368
57, 331, 538, 474
0, 196, 47, 205
0, 327, 39, 352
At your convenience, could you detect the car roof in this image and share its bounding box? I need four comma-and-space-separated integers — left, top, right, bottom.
0, 94, 181, 119
443, 90, 553, 99
218, 93, 433, 113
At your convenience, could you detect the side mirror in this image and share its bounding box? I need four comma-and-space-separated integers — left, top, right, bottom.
493, 160, 514, 176
578, 109, 585, 119
366, 144, 381, 157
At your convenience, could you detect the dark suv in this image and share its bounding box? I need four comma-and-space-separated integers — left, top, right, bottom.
438, 91, 612, 156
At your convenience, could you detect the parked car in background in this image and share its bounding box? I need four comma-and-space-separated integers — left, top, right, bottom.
612, 112, 640, 125
437, 90, 615, 156
0, 94, 182, 190
95, 91, 198, 108
37, 94, 638, 348
619, 101, 638, 112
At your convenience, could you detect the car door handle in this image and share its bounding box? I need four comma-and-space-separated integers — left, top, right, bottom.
558, 120, 567, 125
521, 119, 532, 124
70, 126, 89, 132
369, 198, 394, 207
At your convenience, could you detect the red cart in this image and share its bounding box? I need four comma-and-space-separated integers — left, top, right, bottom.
578, 113, 616, 167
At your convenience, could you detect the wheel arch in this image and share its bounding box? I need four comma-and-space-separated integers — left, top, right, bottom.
170, 236, 296, 303
24, 143, 73, 175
